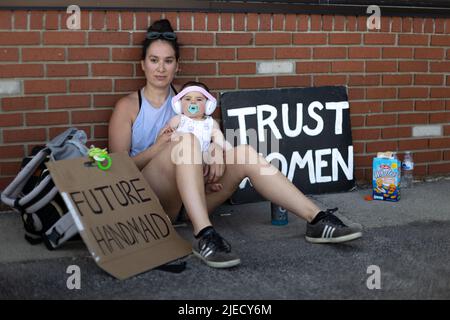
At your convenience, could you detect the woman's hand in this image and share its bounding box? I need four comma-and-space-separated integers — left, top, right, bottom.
154, 125, 174, 150
204, 143, 225, 184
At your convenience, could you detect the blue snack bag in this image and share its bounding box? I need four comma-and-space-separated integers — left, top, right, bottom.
372, 152, 401, 202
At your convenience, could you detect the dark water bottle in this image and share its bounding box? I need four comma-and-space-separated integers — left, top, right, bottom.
271, 202, 288, 225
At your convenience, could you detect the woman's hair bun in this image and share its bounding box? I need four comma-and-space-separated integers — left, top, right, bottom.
148, 19, 174, 33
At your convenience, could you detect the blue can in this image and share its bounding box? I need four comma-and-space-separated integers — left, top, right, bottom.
271, 203, 288, 225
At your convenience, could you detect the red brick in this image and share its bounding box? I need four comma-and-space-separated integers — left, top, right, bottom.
310, 14, 321, 31
346, 16, 357, 32
24, 80, 66, 94
350, 115, 365, 127
179, 48, 195, 61
0, 48, 18, 61
94, 94, 126, 108
350, 101, 382, 115
0, 32, 40, 45
348, 47, 380, 59
92, 63, 134, 76
366, 141, 398, 153
111, 48, 141, 61
348, 75, 380, 86
435, 18, 445, 33
218, 62, 255, 75
179, 12, 193, 30
313, 75, 347, 87
313, 47, 346, 59
398, 139, 428, 151
194, 13, 206, 31
367, 88, 396, 99
72, 110, 112, 124
43, 31, 85, 45
382, 127, 412, 139
115, 79, 146, 92
105, 11, 120, 30
398, 113, 428, 125
215, 33, 248, 46
276, 75, 311, 88
68, 47, 110, 60
348, 88, 365, 100
255, 33, 291, 45
297, 15, 308, 31
322, 15, 333, 31
198, 77, 236, 90
70, 79, 113, 93
333, 15, 345, 31
430, 35, 450, 46
366, 114, 397, 126
428, 163, 450, 175
22, 48, 65, 61
3, 128, 46, 143
382, 75, 412, 85
198, 48, 235, 60
0, 64, 43, 78
276, 48, 310, 59
88, 32, 129, 45
364, 33, 395, 45
0, 145, 24, 159
430, 62, 450, 72
233, 13, 245, 31
13, 11, 27, 29
414, 74, 443, 86
383, 100, 414, 112
365, 61, 397, 73
273, 14, 284, 31
382, 47, 413, 59
412, 17, 424, 33
240, 48, 274, 60
332, 61, 364, 72
48, 95, 90, 109
120, 12, 134, 30
429, 112, 450, 124
1, 96, 45, 111
429, 138, 450, 149
239, 77, 274, 89
179, 63, 216, 75
94, 125, 109, 139
46, 63, 88, 77
398, 34, 429, 46
134, 12, 148, 30
401, 17, 413, 32
415, 100, 445, 111
285, 14, 296, 31
207, 13, 219, 31
293, 33, 326, 45
430, 87, 450, 98
398, 88, 429, 99
0, 162, 22, 175
296, 62, 330, 74
26, 111, 69, 126
423, 18, 434, 33
413, 151, 442, 163
329, 33, 361, 45
444, 150, 450, 161
399, 61, 428, 72
352, 128, 380, 141
391, 17, 402, 32
0, 10, 12, 29
259, 13, 271, 31
414, 48, 444, 60
0, 113, 22, 127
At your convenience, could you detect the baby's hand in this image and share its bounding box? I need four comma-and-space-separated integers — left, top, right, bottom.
205, 183, 223, 194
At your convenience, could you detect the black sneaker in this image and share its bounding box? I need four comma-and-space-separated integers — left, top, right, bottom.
192, 229, 241, 268
305, 208, 362, 244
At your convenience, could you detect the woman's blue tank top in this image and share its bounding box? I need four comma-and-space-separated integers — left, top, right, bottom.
130, 87, 176, 157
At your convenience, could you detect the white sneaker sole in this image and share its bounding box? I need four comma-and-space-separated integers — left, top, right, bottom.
305, 232, 362, 244
192, 250, 241, 268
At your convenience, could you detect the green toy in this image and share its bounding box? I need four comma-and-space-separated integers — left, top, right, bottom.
88, 146, 112, 170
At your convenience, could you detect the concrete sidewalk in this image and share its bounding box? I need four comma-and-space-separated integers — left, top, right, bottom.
1, 179, 449, 299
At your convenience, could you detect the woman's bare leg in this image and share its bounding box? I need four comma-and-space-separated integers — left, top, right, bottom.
206, 145, 320, 222
142, 133, 212, 234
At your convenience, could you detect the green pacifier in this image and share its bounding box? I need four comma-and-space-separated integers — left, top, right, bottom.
188, 104, 199, 114
88, 146, 112, 171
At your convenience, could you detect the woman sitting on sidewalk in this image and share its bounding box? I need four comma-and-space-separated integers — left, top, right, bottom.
108, 19, 362, 269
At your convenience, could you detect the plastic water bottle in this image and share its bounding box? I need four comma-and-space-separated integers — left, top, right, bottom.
271, 203, 288, 225
401, 151, 414, 188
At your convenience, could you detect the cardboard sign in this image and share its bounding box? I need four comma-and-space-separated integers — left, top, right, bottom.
46, 152, 191, 280
220, 86, 355, 204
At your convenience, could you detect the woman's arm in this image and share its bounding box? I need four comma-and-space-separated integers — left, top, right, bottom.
108, 94, 168, 170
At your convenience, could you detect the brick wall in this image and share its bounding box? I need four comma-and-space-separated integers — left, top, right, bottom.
0, 10, 449, 190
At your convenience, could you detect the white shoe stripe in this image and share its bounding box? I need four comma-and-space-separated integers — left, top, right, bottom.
329, 227, 336, 238
321, 225, 329, 238
325, 226, 333, 238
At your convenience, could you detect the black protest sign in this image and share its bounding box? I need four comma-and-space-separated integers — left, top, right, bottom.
46, 152, 191, 280
220, 86, 354, 204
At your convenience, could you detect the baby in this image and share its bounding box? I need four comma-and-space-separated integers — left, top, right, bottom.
167, 81, 232, 194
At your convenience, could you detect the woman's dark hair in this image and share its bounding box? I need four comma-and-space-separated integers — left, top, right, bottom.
180, 81, 211, 92
142, 19, 180, 60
